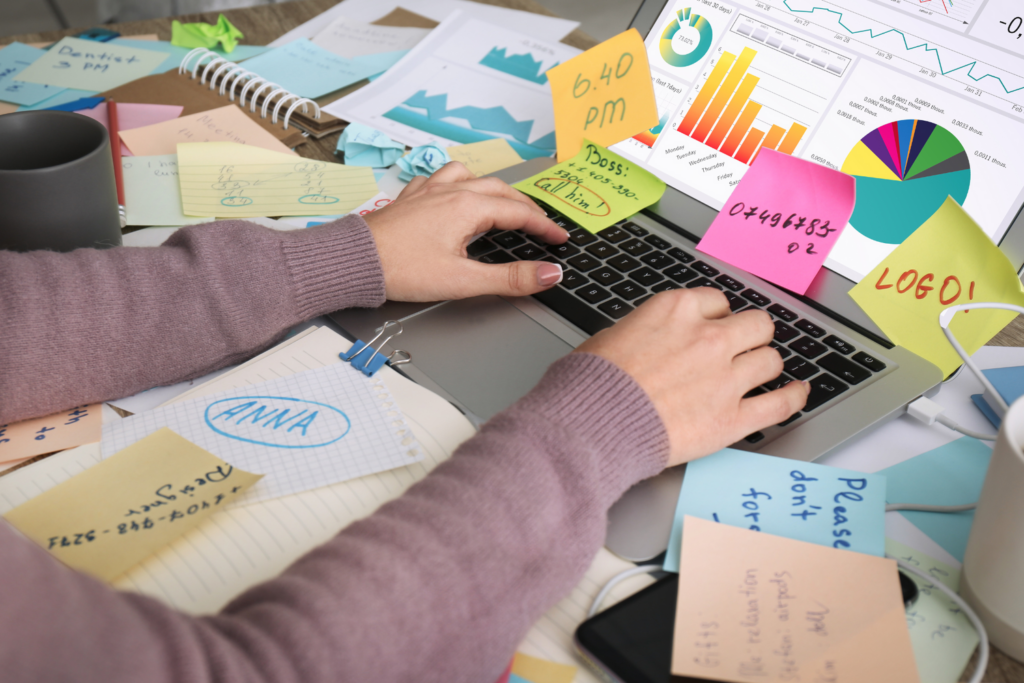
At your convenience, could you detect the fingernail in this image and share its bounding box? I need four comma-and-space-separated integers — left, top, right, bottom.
802, 381, 811, 394
537, 262, 563, 287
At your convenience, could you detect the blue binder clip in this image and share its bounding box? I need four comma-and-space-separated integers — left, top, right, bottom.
339, 320, 411, 377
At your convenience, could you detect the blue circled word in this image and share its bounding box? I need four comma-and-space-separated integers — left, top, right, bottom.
204, 396, 351, 449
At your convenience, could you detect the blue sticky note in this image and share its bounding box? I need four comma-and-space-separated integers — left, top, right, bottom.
971, 394, 1001, 428
111, 38, 268, 74
0, 43, 67, 106
238, 39, 407, 99
970, 366, 1024, 428
336, 122, 405, 167
18, 88, 97, 111
397, 143, 450, 182
663, 448, 886, 572
508, 675, 531, 683
879, 436, 992, 562
43, 96, 104, 112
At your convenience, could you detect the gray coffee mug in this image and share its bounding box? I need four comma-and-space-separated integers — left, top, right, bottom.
0, 110, 122, 252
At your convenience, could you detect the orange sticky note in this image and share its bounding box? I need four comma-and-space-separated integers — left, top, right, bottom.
119, 104, 295, 157
546, 29, 658, 161
0, 404, 102, 463
672, 516, 919, 683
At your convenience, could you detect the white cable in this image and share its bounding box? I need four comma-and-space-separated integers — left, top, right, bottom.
885, 502, 977, 512
935, 415, 998, 441
940, 302, 1024, 417
588, 565, 662, 618
891, 556, 989, 683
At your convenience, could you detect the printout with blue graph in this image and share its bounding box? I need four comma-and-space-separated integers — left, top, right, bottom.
323, 11, 580, 160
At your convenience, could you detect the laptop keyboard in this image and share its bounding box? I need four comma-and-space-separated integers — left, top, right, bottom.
469, 208, 893, 444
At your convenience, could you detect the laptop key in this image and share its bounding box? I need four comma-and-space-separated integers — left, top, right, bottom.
635, 294, 654, 306
568, 228, 598, 246
577, 284, 612, 304
597, 225, 630, 243
511, 243, 544, 260
611, 281, 647, 300
566, 253, 601, 272
467, 237, 497, 257
650, 281, 680, 293
691, 261, 720, 277
773, 321, 800, 343
586, 241, 619, 259
852, 351, 887, 372
478, 250, 515, 264
764, 374, 795, 391
778, 412, 802, 427
532, 286, 613, 335
664, 264, 698, 283
639, 251, 673, 269
686, 277, 723, 290
818, 353, 871, 385
724, 291, 746, 312
789, 336, 827, 359
620, 238, 653, 256
804, 373, 850, 412
794, 319, 826, 338
744, 387, 766, 398
606, 254, 639, 272
784, 357, 819, 380
822, 335, 855, 354
623, 221, 649, 236
492, 231, 526, 248
629, 267, 664, 287
767, 304, 798, 322
745, 432, 765, 444
667, 247, 694, 263
546, 242, 580, 259
598, 298, 634, 319
553, 215, 575, 229
741, 289, 771, 307
644, 234, 671, 249
590, 267, 623, 286
562, 269, 589, 290
769, 341, 792, 359
714, 274, 745, 291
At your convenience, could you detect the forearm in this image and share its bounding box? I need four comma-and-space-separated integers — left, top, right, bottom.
0, 354, 668, 683
0, 216, 385, 424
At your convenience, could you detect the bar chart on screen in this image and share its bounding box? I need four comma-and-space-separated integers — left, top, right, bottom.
647, 13, 852, 204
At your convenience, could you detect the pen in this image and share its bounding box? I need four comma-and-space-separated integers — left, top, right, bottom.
107, 98, 126, 228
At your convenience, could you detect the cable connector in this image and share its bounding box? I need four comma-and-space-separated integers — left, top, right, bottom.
907, 396, 944, 426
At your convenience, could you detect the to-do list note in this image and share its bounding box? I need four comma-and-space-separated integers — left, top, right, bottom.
672, 517, 919, 683
697, 149, 855, 295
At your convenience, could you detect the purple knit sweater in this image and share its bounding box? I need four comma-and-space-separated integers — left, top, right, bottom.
0, 216, 669, 683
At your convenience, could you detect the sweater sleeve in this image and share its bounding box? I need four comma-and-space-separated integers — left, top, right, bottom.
0, 215, 386, 424
0, 353, 669, 683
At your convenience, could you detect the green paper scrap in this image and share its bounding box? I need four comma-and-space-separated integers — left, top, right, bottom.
885, 539, 978, 683
122, 155, 213, 227
171, 14, 244, 53
13, 37, 167, 92
513, 140, 665, 233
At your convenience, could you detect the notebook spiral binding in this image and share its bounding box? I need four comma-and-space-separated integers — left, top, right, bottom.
339, 320, 412, 378
179, 48, 322, 132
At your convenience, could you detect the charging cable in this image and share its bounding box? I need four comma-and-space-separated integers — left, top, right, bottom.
587, 565, 662, 618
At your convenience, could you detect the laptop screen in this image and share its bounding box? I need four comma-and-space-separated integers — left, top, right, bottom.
611, 0, 1024, 284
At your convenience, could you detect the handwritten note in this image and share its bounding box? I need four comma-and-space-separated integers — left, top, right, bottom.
448, 138, 523, 177
122, 155, 213, 226
545, 29, 657, 161
311, 16, 430, 58
696, 150, 855, 295
514, 140, 665, 233
237, 39, 407, 99
119, 104, 295, 157
663, 448, 886, 572
14, 37, 166, 92
672, 516, 920, 683
850, 197, 1024, 376
0, 42, 66, 106
99, 362, 421, 505
885, 539, 978, 683
3, 428, 261, 581
510, 652, 576, 683
0, 404, 102, 464
177, 142, 379, 217
77, 102, 184, 153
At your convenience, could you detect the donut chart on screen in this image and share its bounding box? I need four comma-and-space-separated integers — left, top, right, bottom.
841, 120, 970, 245
660, 8, 713, 68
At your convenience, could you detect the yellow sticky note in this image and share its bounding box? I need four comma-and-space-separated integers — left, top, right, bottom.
177, 142, 379, 217
0, 404, 102, 464
673, 517, 919, 683
514, 140, 665, 233
447, 139, 523, 177
546, 29, 658, 161
850, 197, 1024, 377
3, 428, 261, 582
511, 653, 576, 683
119, 104, 295, 157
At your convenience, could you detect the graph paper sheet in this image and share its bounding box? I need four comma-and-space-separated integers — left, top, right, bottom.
100, 362, 422, 505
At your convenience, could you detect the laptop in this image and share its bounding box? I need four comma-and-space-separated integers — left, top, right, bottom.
331, 0, 1024, 561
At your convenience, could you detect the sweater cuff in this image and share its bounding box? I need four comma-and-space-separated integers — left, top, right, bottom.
514, 352, 670, 506
279, 214, 387, 318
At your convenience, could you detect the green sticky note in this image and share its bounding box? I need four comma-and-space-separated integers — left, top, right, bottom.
885, 539, 978, 683
513, 140, 666, 233
171, 14, 245, 53
13, 37, 167, 92
122, 155, 213, 227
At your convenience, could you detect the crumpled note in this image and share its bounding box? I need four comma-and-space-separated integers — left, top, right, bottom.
336, 122, 405, 167
171, 14, 244, 53
396, 143, 450, 182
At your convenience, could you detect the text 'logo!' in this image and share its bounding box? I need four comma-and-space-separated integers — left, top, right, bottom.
204, 396, 351, 449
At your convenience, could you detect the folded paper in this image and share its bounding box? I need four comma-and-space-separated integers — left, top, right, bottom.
171, 14, 245, 53
336, 122, 405, 167
397, 143, 450, 181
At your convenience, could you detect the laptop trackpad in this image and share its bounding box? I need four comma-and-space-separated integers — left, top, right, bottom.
400, 296, 574, 420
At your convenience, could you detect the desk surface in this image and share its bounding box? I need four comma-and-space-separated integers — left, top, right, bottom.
4, 1, 1024, 679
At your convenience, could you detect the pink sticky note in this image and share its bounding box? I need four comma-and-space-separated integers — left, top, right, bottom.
75, 102, 184, 156
696, 149, 856, 295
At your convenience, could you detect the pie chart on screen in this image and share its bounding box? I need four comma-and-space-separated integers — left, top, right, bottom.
841, 119, 970, 245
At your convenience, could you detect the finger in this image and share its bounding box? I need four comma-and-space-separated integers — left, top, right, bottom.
719, 308, 775, 350
424, 161, 478, 185
737, 381, 809, 431
678, 286, 731, 320
464, 194, 568, 244
401, 175, 429, 197
456, 258, 563, 298
731, 346, 785, 390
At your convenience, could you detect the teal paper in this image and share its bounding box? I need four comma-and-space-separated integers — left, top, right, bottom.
879, 437, 992, 562
110, 39, 268, 74
336, 123, 405, 167
0, 43, 67, 106
18, 88, 96, 111
663, 448, 886, 572
971, 366, 1024, 427
508, 675, 530, 683
397, 144, 450, 182
238, 40, 407, 99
